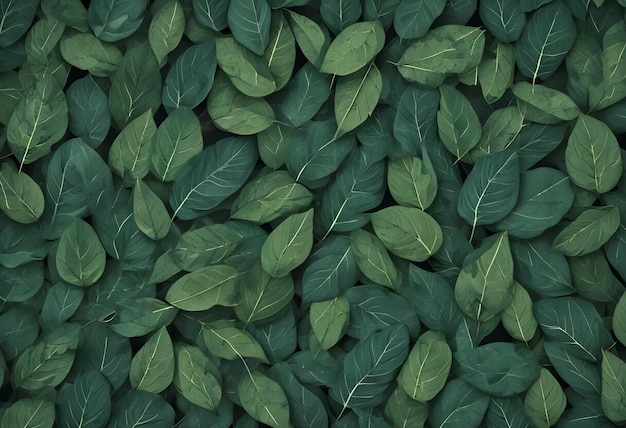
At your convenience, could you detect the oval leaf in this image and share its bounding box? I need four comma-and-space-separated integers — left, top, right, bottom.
56, 218, 106, 287
129, 326, 174, 393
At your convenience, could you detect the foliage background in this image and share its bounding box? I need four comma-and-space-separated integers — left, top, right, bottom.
0, 0, 626, 427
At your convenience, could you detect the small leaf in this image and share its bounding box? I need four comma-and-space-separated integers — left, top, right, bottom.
320, 21, 385, 76
0, 162, 44, 223
227, 0, 271, 55
437, 84, 482, 160
66, 75, 111, 149
239, 370, 290, 428
428, 378, 490, 428
334, 62, 382, 137
108, 109, 156, 181
173, 343, 222, 411
165, 265, 239, 311
601, 350, 626, 424
133, 179, 171, 240
56, 218, 106, 287
203, 322, 270, 363
129, 326, 174, 394
265, 11, 296, 91
192, 0, 228, 31
111, 297, 178, 338
172, 223, 243, 271
387, 154, 438, 210
524, 368, 567, 428
148, 0, 185, 66
310, 296, 350, 351
478, 40, 515, 104
350, 228, 399, 289
479, 0, 526, 43
553, 206, 621, 257
501, 281, 538, 343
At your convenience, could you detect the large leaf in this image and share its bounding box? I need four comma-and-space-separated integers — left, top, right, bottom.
428, 378, 490, 428
601, 350, 626, 424
108, 109, 156, 181
524, 368, 567, 428
129, 326, 174, 393
393, 84, 440, 157
320, 21, 385, 76
88, 0, 147, 42
227, 0, 271, 56
334, 62, 382, 137
57, 370, 111, 428
66, 74, 110, 148
394, 0, 446, 40
148, 0, 185, 66
56, 218, 106, 287
107, 389, 175, 428
0, 398, 54, 428
59, 31, 122, 77
165, 265, 239, 311
238, 370, 289, 428
173, 343, 222, 411
553, 206, 621, 256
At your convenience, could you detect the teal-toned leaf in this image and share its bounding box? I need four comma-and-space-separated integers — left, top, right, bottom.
261, 208, 313, 277
129, 326, 174, 393
387, 153, 438, 210
556, 397, 614, 428
455, 232, 514, 321
0, 261, 43, 303
398, 25, 485, 87
601, 350, 626, 424
320, 21, 385, 76
350, 228, 399, 289
286, 10, 330, 69
615, 292, 626, 347
362, 0, 401, 28
0, 162, 44, 223
393, 85, 440, 156
57, 370, 111, 428
133, 179, 170, 240
40, 282, 84, 329
602, 20, 626, 85
247, 306, 297, 363
0, 0, 38, 47
56, 218, 106, 287
0, 306, 39, 360
163, 40, 216, 113
193, 0, 229, 31
108, 389, 175, 428
172, 223, 243, 271
486, 396, 530, 428
66, 75, 110, 149
355, 107, 393, 161
394, 0, 446, 40
239, 370, 289, 428
565, 114, 623, 194
109, 42, 161, 129
0, 72, 23, 125
149, 0, 185, 66
88, 0, 147, 42
534, 296, 612, 362
165, 265, 239, 311
108, 109, 156, 181
170, 136, 258, 220
330, 325, 409, 414
41, 0, 89, 32
320, 0, 361, 35
227, 0, 271, 56
437, 84, 481, 160
553, 206, 621, 256
501, 281, 538, 343
173, 343, 222, 411
265, 11, 295, 91
334, 62, 382, 136
310, 296, 349, 350
371, 205, 443, 262
455, 341, 540, 396
545, 341, 602, 396
428, 378, 490, 428
512, 122, 567, 171
479, 0, 525, 43
25, 15, 65, 61
0, 398, 54, 428
384, 386, 429, 428
457, 149, 520, 238
111, 297, 178, 338
203, 321, 270, 363
524, 367, 567, 428
478, 40, 515, 104
7, 75, 67, 169
59, 31, 123, 77
514, 1, 576, 83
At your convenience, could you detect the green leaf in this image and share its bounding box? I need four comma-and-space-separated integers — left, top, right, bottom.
320, 21, 385, 76
330, 325, 409, 414
467, 107, 524, 164
59, 31, 122, 77
601, 350, 626, 423
393, 85, 440, 156
172, 223, 243, 271
569, 250, 624, 303
350, 228, 399, 289
513, 123, 567, 171
111, 297, 178, 338
512, 82, 580, 124
0, 72, 24, 125
479, 0, 526, 43
265, 11, 295, 91
56, 218, 106, 287
394, 0, 446, 40
165, 265, 239, 311
192, 0, 228, 31
310, 296, 349, 351
129, 326, 174, 393
108, 109, 156, 181
565, 114, 623, 194
398, 330, 451, 402
88, 0, 147, 42
454, 232, 514, 321
398, 25, 485, 87
495, 167, 575, 239
286, 10, 330, 69
0, 0, 38, 47
457, 149, 520, 238
0, 162, 44, 223
239, 370, 289, 428
57, 370, 111, 428
514, 1, 575, 83
66, 75, 110, 149
545, 341, 602, 397
173, 343, 222, 411
163, 40, 217, 112
384, 386, 429, 428
257, 122, 296, 169
261, 208, 314, 277
170, 136, 258, 219
428, 378, 490, 428
0, 398, 54, 428
437, 84, 482, 160
553, 206, 621, 256
614, 292, 626, 347
486, 396, 530, 428
534, 296, 612, 362
231, 170, 313, 224
387, 153, 438, 210
227, 0, 271, 55
7, 75, 67, 169
371, 205, 443, 262
203, 321, 270, 363
524, 368, 567, 428
455, 341, 540, 396
0, 261, 43, 303
478, 40, 515, 104
0, 306, 39, 361
41, 0, 89, 32
149, 0, 185, 66
109, 42, 161, 129
602, 20, 626, 85
501, 281, 538, 343
334, 62, 382, 136
133, 179, 171, 240
25, 15, 65, 61
206, 71, 275, 135
107, 389, 175, 428
40, 282, 84, 329
320, 0, 361, 35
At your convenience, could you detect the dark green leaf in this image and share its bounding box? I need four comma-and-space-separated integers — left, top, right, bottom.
0, 305, 39, 361
111, 297, 178, 338
393, 85, 440, 156
248, 307, 297, 363
394, 0, 446, 40
569, 250, 624, 302
40, 282, 84, 329
545, 341, 602, 396
428, 378, 490, 428
238, 370, 290, 428
66, 75, 110, 148
0, 261, 43, 303
57, 370, 111, 428
512, 122, 567, 171
165, 265, 239, 311
486, 396, 530, 428
384, 386, 429, 428
227, 0, 271, 55
614, 291, 626, 347
172, 223, 243, 271
0, 398, 54, 428
129, 326, 174, 393
524, 367, 567, 428
467, 107, 524, 164
320, 0, 361, 35
0, 0, 38, 47
88, 0, 147, 42
192, 0, 229, 31
601, 350, 626, 424
553, 206, 621, 256
108, 389, 175, 428
479, 0, 525, 43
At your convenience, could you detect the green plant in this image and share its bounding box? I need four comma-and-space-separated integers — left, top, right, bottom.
0, 0, 625, 427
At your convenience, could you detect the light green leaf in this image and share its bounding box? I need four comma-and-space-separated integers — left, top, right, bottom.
384, 386, 429, 428
0, 398, 54, 428
565, 114, 623, 194
310, 296, 350, 351
59, 31, 122, 77
165, 265, 239, 311
132, 179, 170, 240
149, 0, 185, 66
0, 161, 44, 223
320, 21, 385, 76
150, 107, 203, 182
601, 350, 626, 423
398, 330, 451, 402
334, 62, 382, 137
286, 10, 330, 68
602, 20, 626, 85
56, 218, 106, 287
227, 0, 271, 55
614, 292, 626, 347
239, 370, 289, 428
7, 75, 67, 169
172, 224, 243, 271
371, 205, 443, 262
111, 297, 178, 338
467, 107, 524, 164
173, 343, 222, 411
129, 326, 174, 393
454, 231, 514, 321
350, 228, 398, 289
261, 208, 314, 277
203, 321, 270, 363
387, 154, 438, 210
524, 368, 567, 428
553, 206, 621, 256
437, 84, 482, 160
257, 122, 296, 169
512, 82, 580, 124
108, 109, 156, 181
25, 15, 65, 61
265, 11, 295, 91
501, 281, 538, 343
478, 40, 515, 104
398, 25, 485, 87
88, 0, 147, 42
